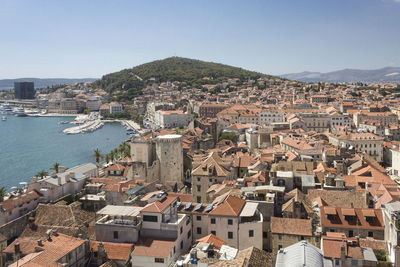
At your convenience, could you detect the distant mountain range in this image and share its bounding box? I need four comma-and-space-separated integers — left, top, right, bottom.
281, 67, 400, 83
0, 78, 97, 90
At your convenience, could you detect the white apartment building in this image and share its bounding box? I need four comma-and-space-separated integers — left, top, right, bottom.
259, 110, 285, 125
109, 103, 123, 114
154, 110, 192, 128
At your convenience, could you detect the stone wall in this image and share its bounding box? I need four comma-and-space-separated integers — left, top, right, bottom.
0, 209, 36, 240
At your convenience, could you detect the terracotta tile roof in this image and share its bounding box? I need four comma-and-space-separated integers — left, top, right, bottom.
322, 233, 364, 259
90, 241, 133, 261
306, 189, 368, 208
209, 195, 246, 216
131, 238, 175, 258
192, 152, 231, 177
4, 237, 38, 255
270, 217, 313, 236
1, 190, 42, 212
320, 206, 384, 230
196, 234, 227, 249
105, 163, 125, 171
9, 233, 87, 266
140, 196, 177, 213
211, 246, 274, 267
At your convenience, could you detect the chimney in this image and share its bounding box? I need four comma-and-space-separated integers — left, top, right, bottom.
340, 235, 346, 263
97, 242, 106, 265
340, 244, 346, 263
46, 229, 52, 241
57, 176, 62, 185
37, 239, 43, 246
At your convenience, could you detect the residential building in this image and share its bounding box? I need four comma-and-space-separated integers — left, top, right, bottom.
270, 217, 318, 254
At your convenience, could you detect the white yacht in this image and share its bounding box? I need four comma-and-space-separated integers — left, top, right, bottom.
1, 113, 6, 121
14, 106, 27, 117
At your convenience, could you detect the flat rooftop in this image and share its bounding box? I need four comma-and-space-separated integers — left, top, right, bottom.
97, 205, 143, 217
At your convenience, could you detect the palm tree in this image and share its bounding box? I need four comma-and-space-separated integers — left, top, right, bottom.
51, 162, 60, 173
0, 187, 7, 202
92, 149, 102, 165
36, 170, 49, 179
104, 154, 110, 164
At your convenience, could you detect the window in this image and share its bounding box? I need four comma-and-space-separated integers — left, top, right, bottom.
180, 227, 183, 234
187, 230, 191, 239
349, 230, 353, 237
197, 227, 202, 234
113, 231, 118, 239
143, 215, 158, 222
278, 245, 282, 250
228, 219, 233, 225
196, 215, 201, 221
368, 231, 373, 237
278, 234, 282, 240
180, 240, 183, 249
197, 196, 201, 202
197, 185, 201, 192
155, 258, 164, 263
228, 232, 233, 239
249, 230, 254, 237
263, 232, 268, 238
211, 231, 216, 235
211, 218, 216, 224
197, 177, 200, 182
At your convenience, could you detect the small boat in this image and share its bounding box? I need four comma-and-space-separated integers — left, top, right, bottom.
1, 114, 6, 121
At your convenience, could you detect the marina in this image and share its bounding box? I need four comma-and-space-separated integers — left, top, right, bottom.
0, 115, 127, 189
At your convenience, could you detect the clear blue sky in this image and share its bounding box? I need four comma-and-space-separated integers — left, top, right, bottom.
1, 0, 400, 78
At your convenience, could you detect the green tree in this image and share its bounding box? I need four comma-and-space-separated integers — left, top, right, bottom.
218, 132, 238, 143
0, 187, 7, 202
36, 170, 49, 179
92, 149, 102, 164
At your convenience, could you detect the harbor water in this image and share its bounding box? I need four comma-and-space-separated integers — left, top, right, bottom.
0, 115, 127, 189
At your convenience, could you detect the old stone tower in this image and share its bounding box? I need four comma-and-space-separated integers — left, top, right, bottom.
156, 134, 184, 185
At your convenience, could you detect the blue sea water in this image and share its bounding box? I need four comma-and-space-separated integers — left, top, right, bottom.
0, 116, 127, 189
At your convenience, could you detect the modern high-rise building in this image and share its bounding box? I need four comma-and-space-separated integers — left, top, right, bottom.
14, 82, 35, 99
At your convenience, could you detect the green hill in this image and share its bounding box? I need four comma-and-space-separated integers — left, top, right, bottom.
93, 57, 272, 100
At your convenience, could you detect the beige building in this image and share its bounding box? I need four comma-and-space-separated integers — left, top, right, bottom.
328, 132, 384, 162
354, 111, 397, 127
270, 217, 318, 254
299, 112, 331, 132
178, 195, 263, 250
320, 206, 385, 240
191, 152, 232, 203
